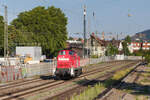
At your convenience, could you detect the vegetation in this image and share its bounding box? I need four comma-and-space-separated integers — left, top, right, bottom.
71, 65, 135, 100
133, 50, 150, 63
68, 37, 73, 40
133, 29, 150, 40
105, 43, 118, 56
91, 55, 99, 58
70, 83, 105, 100
78, 38, 82, 41
11, 6, 68, 57
122, 35, 131, 56
124, 35, 131, 44
0, 6, 68, 57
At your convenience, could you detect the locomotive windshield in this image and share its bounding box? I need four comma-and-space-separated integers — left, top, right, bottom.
59, 51, 66, 55
69, 51, 74, 55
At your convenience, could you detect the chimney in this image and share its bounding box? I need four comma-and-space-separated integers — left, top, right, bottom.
102, 31, 105, 40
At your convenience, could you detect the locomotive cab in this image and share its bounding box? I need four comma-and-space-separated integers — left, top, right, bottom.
55, 50, 82, 78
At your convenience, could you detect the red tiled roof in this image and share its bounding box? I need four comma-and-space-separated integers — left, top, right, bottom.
91, 33, 105, 46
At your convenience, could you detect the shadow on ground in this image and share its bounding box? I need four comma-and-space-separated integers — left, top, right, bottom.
75, 69, 150, 96
40, 75, 54, 80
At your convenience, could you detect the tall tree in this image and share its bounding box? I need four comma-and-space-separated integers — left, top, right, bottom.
122, 41, 130, 55
105, 43, 118, 56
124, 35, 131, 43
0, 16, 4, 56
8, 25, 34, 55
10, 6, 68, 57
69, 37, 73, 40
122, 35, 131, 55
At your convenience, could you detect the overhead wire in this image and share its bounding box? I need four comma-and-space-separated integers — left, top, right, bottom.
92, 11, 103, 39
1, 0, 86, 39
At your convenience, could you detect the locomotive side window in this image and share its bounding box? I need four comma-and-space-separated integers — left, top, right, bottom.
59, 51, 66, 55
69, 51, 74, 55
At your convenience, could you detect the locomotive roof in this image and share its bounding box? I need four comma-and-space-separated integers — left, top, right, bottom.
59, 49, 77, 53
60, 49, 75, 51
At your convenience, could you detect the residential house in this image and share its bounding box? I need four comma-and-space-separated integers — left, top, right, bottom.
90, 33, 106, 57
128, 42, 150, 53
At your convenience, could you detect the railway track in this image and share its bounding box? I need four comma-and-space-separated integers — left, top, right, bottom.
0, 61, 128, 89
0, 61, 124, 91
94, 61, 141, 100
0, 62, 124, 99
0, 61, 131, 100
0, 61, 122, 89
16, 61, 138, 100
45, 61, 140, 100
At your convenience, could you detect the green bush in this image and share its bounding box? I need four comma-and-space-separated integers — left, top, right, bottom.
91, 55, 99, 58
70, 66, 134, 100
70, 83, 105, 100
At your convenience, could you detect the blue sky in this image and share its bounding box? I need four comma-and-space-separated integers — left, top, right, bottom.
0, 0, 150, 39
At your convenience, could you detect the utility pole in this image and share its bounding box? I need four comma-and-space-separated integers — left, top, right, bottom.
87, 17, 91, 58
4, 5, 8, 58
117, 33, 118, 41
83, 5, 86, 58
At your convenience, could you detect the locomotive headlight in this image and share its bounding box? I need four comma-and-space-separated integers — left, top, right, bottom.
58, 58, 69, 61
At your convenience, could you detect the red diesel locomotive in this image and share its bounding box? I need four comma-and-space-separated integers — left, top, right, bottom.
54, 49, 82, 78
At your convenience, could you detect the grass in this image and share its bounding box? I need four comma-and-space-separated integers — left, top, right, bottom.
26, 82, 76, 100
135, 95, 150, 100
70, 83, 105, 100
26, 62, 125, 100
91, 55, 99, 58
147, 63, 150, 67
70, 65, 135, 100
141, 78, 150, 83
140, 68, 150, 85
83, 61, 103, 68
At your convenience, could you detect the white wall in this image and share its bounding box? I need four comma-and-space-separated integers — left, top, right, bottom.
16, 46, 42, 60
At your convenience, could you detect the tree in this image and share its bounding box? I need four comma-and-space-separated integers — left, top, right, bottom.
105, 43, 118, 56
69, 37, 73, 40
8, 25, 34, 56
78, 38, 82, 41
10, 6, 68, 57
124, 35, 131, 43
122, 35, 131, 56
0, 16, 4, 56
122, 41, 130, 56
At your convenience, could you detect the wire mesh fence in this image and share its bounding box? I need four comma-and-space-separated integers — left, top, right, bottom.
0, 56, 141, 82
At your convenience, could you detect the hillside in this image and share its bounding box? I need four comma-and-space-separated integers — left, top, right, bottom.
132, 29, 150, 41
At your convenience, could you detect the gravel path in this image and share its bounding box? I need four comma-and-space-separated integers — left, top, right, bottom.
99, 64, 150, 100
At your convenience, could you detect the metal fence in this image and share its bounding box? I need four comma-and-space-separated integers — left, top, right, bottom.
23, 61, 57, 77
0, 56, 141, 82
0, 58, 23, 82
80, 56, 115, 66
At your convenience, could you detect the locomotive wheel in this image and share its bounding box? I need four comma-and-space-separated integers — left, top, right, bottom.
54, 75, 60, 80
76, 68, 82, 76
79, 67, 82, 75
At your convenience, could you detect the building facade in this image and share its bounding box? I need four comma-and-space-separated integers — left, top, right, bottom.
90, 33, 106, 57
128, 42, 150, 53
